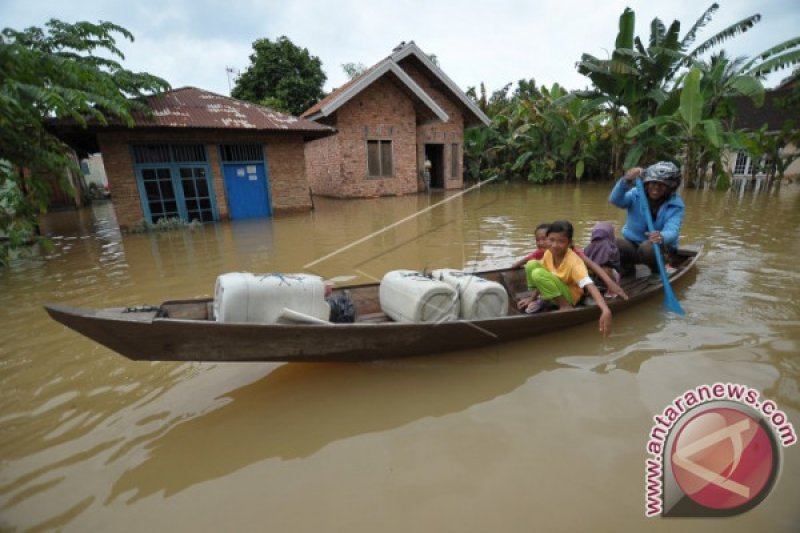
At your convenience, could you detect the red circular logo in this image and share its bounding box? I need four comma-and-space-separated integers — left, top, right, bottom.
670, 407, 775, 510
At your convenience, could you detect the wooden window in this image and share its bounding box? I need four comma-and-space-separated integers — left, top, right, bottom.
142, 167, 179, 222
132, 144, 171, 164
220, 144, 262, 162
733, 151, 749, 175
450, 143, 459, 179
734, 151, 771, 176
132, 144, 206, 164
367, 140, 393, 177
172, 144, 207, 162
132, 143, 214, 223
179, 167, 215, 222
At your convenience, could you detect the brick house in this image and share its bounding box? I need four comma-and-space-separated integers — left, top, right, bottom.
53, 87, 334, 229
301, 42, 490, 197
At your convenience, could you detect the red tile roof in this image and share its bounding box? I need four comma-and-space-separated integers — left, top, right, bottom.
126, 87, 334, 134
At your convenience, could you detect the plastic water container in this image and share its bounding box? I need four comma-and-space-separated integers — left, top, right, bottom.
379, 270, 458, 323
214, 273, 330, 324
432, 269, 509, 319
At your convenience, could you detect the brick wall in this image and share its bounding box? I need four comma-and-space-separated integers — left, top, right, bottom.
97, 132, 142, 228
305, 78, 419, 198
304, 63, 468, 197
97, 129, 312, 229
304, 132, 342, 196
265, 138, 313, 213
402, 63, 465, 190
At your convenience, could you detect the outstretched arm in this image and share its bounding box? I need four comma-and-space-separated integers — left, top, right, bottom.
585, 283, 612, 337
581, 255, 628, 300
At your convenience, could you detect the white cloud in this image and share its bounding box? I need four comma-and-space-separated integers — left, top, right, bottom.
2, 0, 797, 98
118, 35, 251, 95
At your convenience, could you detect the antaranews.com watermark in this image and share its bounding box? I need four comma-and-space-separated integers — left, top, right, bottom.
645, 382, 797, 517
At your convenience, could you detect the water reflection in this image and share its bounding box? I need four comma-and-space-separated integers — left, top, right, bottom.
107, 345, 561, 503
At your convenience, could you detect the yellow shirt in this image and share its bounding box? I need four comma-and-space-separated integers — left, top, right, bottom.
541, 248, 592, 304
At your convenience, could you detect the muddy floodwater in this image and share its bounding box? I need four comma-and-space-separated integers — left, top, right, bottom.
1, 181, 799, 531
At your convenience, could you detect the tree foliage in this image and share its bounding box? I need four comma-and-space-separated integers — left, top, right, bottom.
232, 36, 326, 115
464, 80, 612, 184
0, 19, 170, 266
576, 4, 767, 177
342, 62, 367, 80
575, 4, 798, 185
465, 4, 799, 190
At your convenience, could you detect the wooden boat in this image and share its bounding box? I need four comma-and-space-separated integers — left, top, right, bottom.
45, 243, 703, 362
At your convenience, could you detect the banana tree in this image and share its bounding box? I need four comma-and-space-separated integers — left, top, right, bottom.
549, 93, 611, 179
742, 121, 800, 188
577, 4, 765, 176
576, 7, 639, 176
626, 68, 728, 186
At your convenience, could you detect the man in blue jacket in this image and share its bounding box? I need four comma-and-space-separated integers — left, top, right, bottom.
609, 161, 685, 276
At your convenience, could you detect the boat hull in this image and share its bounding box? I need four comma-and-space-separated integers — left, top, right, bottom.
45, 243, 703, 362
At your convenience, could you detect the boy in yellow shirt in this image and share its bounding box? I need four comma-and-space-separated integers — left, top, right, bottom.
517, 220, 612, 337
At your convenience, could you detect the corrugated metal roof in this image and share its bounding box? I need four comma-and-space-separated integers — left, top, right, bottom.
125, 87, 334, 133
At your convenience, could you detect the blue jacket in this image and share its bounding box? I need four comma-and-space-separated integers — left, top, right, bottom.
609, 178, 685, 248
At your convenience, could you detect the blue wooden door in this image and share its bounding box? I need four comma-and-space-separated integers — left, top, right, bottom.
223, 163, 271, 219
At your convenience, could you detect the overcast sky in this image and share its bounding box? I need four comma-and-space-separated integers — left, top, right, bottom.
3, 1, 798, 102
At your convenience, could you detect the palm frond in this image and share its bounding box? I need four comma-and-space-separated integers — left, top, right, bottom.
742, 36, 800, 72
688, 14, 761, 59
747, 49, 800, 78
615, 8, 636, 49
680, 3, 720, 51
649, 18, 666, 49
635, 37, 647, 56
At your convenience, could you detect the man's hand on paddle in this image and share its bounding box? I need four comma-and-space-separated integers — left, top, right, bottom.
624, 167, 643, 182
645, 230, 663, 245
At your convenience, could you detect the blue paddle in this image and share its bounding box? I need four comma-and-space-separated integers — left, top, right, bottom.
635, 178, 685, 315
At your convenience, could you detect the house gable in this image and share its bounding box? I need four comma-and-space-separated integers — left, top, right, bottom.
390, 42, 490, 128
303, 42, 487, 199
302, 61, 448, 124
306, 76, 419, 197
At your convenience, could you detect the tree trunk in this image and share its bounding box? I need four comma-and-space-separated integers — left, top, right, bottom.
611, 108, 622, 179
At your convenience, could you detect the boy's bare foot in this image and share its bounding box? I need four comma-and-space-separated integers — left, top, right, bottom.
516, 297, 533, 310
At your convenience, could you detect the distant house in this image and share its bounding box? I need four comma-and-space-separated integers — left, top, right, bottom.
52, 87, 334, 229
301, 41, 490, 197
725, 79, 800, 180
